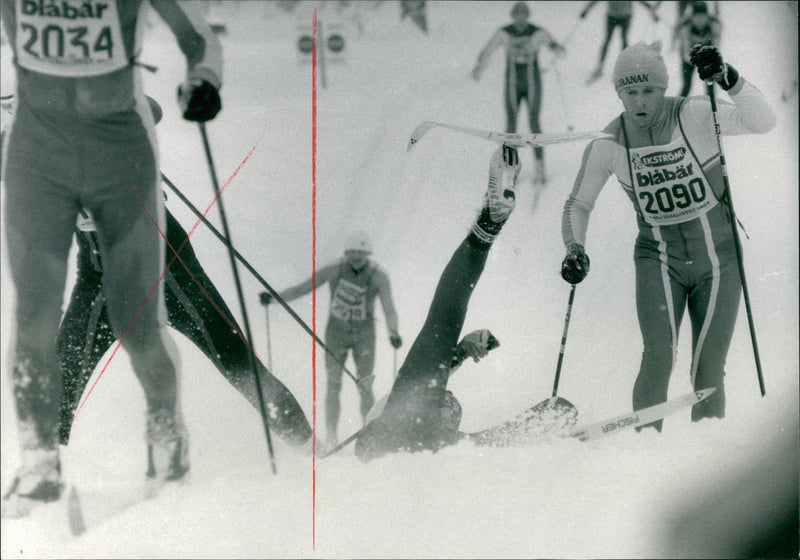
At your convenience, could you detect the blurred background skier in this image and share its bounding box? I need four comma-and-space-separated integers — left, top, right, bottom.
472, 1, 566, 186
673, 1, 721, 96
581, 0, 660, 85
263, 231, 401, 447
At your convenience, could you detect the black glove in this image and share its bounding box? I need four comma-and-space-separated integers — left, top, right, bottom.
389, 332, 403, 349
259, 292, 273, 306
689, 45, 739, 91
178, 79, 221, 122
561, 243, 590, 285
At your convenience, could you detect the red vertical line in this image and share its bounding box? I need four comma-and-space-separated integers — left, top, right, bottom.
311, 7, 318, 551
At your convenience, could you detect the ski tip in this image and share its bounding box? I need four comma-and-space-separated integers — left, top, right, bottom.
407, 121, 441, 151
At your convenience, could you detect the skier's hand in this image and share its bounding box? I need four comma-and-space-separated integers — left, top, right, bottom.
179, 79, 222, 122
389, 332, 403, 349
689, 45, 739, 90
561, 243, 590, 284
456, 329, 500, 364
259, 292, 274, 306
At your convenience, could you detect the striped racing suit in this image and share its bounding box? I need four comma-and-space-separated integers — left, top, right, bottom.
562, 78, 775, 427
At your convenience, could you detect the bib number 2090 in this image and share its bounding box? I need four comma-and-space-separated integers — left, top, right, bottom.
639, 177, 706, 215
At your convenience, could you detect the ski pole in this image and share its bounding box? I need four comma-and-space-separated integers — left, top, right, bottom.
705, 82, 766, 397
552, 284, 576, 398
260, 293, 273, 372
160, 173, 373, 394
197, 123, 277, 474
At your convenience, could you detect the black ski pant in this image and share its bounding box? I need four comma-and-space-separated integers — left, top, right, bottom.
505, 62, 543, 161
57, 210, 312, 447
355, 234, 488, 460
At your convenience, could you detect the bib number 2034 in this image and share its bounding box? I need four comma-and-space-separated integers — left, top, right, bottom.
639, 177, 707, 215
21, 22, 113, 62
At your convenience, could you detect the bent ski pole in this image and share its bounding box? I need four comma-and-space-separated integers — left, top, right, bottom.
198, 123, 277, 474
161, 173, 372, 394
706, 82, 765, 397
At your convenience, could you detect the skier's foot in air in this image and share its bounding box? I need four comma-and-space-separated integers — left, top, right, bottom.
585, 65, 603, 85
470, 144, 520, 245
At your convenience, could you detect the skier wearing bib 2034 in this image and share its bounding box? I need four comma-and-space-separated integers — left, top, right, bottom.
560, 42, 775, 430
264, 233, 401, 447
472, 1, 565, 185
1, 0, 222, 518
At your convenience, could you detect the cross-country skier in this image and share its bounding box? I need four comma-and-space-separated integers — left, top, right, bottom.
262, 233, 401, 447
472, 1, 565, 185
1, 0, 222, 517
560, 42, 776, 430
355, 144, 520, 462
582, 1, 660, 85
674, 1, 721, 97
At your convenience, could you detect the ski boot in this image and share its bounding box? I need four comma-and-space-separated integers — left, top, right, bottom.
1, 448, 63, 518
145, 410, 189, 496
470, 144, 520, 246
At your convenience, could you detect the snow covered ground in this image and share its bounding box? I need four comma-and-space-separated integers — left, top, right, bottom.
1, 1, 797, 558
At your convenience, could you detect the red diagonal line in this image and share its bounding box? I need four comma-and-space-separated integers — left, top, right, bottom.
75, 134, 263, 418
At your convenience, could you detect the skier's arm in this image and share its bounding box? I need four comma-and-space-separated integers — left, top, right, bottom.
687, 46, 776, 135
561, 139, 615, 249
279, 265, 336, 302
472, 29, 507, 80
374, 269, 400, 338
150, 0, 223, 89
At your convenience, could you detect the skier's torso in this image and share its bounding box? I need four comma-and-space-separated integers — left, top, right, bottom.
1, 0, 220, 118
328, 259, 381, 325
501, 23, 548, 68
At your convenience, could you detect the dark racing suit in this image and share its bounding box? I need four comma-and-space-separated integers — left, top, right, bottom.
562, 79, 775, 428
57, 209, 312, 447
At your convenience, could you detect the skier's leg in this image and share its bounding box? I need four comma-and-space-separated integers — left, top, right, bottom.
323, 322, 349, 444
632, 245, 688, 431
351, 322, 377, 421
505, 65, 521, 133
687, 232, 741, 421
88, 123, 185, 482
161, 211, 311, 446
356, 146, 519, 460
2, 126, 80, 515
528, 65, 545, 184
619, 16, 631, 50
599, 16, 617, 64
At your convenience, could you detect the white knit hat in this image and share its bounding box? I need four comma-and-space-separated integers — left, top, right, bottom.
344, 231, 372, 254
613, 41, 669, 92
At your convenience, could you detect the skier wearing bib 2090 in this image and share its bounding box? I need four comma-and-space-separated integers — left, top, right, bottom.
1, 0, 221, 517
560, 42, 775, 430
472, 1, 565, 185
264, 234, 401, 447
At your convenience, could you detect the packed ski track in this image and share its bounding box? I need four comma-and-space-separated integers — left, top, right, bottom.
1, 1, 797, 558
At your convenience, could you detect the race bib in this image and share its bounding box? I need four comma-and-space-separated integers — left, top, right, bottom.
330, 279, 368, 322
630, 137, 717, 226
15, 0, 127, 77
